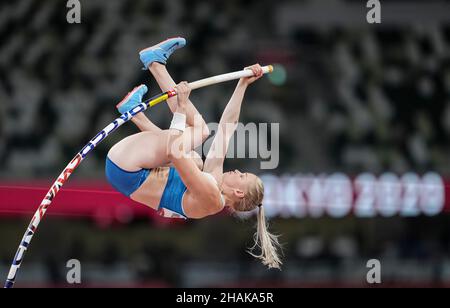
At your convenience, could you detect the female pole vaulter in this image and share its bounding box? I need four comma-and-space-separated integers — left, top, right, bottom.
105, 38, 281, 269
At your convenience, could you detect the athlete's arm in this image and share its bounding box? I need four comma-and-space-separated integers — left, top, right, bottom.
167, 84, 222, 211
169, 135, 220, 206
131, 113, 163, 133
203, 64, 263, 178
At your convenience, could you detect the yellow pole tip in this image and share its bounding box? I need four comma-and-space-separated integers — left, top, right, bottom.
268, 65, 274, 73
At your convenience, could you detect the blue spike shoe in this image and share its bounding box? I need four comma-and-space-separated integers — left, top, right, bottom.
116, 84, 148, 114
139, 37, 186, 69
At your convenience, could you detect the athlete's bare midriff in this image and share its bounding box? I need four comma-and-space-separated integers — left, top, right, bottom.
130, 166, 223, 218
130, 166, 170, 210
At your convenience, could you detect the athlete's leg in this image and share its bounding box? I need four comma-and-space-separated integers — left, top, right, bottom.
127, 65, 209, 139
110, 82, 202, 171
115, 84, 162, 133
108, 130, 173, 171
139, 38, 210, 140
150, 63, 210, 148
131, 113, 162, 133
108, 128, 203, 171
149, 63, 207, 129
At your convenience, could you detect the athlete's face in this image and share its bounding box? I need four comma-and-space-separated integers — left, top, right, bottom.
222, 170, 257, 197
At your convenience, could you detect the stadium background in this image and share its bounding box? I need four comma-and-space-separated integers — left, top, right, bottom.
1, 0, 450, 287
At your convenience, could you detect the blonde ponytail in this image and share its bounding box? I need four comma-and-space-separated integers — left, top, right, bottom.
248, 205, 282, 269
234, 175, 283, 269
